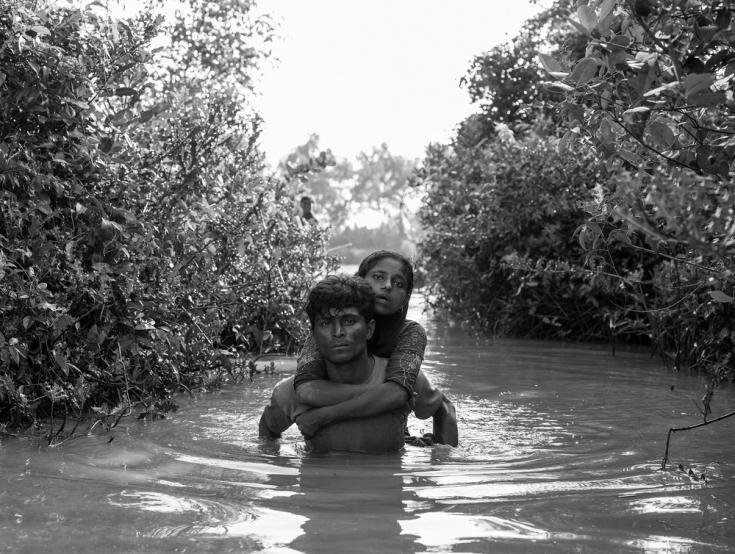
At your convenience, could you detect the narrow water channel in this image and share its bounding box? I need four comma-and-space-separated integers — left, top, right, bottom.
1, 299, 734, 553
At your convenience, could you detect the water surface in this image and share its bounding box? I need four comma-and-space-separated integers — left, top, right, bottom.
2, 301, 734, 553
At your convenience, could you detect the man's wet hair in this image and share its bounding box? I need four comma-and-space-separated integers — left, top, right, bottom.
304, 275, 375, 327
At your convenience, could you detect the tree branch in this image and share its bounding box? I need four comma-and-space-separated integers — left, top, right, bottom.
661, 409, 735, 470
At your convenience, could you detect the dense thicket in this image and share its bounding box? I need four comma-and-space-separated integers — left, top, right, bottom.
0, 1, 335, 432
415, 135, 638, 341
547, 0, 734, 382
415, 0, 734, 385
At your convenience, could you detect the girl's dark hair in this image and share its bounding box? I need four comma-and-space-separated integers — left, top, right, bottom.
356, 250, 414, 299
304, 274, 375, 326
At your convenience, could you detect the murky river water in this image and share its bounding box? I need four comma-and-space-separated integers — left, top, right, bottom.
2, 299, 735, 553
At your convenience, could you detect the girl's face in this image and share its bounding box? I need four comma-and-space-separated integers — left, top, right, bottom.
364, 257, 409, 316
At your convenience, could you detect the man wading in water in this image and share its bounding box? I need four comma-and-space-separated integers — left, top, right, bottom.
258, 275, 409, 452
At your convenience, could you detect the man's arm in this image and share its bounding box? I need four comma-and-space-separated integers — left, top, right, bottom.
258, 403, 293, 438
295, 381, 407, 438
258, 383, 295, 439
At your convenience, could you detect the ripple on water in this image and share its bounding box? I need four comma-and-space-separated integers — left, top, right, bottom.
624, 535, 728, 553
108, 489, 306, 543
629, 495, 704, 514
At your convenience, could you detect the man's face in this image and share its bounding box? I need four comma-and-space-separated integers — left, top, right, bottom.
312, 307, 374, 364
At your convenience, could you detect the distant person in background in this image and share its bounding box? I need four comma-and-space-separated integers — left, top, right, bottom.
293, 250, 458, 447
299, 196, 318, 226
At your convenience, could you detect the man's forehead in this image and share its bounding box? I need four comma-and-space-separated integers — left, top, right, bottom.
315, 306, 361, 320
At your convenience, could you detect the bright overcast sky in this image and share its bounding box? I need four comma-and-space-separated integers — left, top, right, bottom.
254, 0, 546, 166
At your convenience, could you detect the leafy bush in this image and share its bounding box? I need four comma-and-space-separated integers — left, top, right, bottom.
413, 134, 645, 340
0, 1, 335, 433
542, 0, 735, 380
416, 0, 733, 388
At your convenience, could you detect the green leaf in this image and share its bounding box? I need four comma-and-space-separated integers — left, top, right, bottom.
600, 87, 612, 109
62, 97, 90, 109
635, 52, 658, 66
29, 25, 51, 37
643, 82, 679, 97
696, 146, 731, 176
139, 109, 155, 123
683, 73, 714, 97
9, 346, 19, 365
579, 222, 603, 250
52, 315, 75, 338
618, 150, 642, 166
115, 87, 138, 97
539, 53, 564, 74
542, 81, 574, 93
570, 57, 600, 84
99, 137, 113, 153
54, 350, 68, 376
607, 229, 632, 246
599, 0, 618, 21
596, 0, 618, 34
549, 71, 570, 79
101, 218, 123, 232
687, 91, 726, 106
622, 106, 650, 123
647, 121, 675, 148
709, 290, 734, 303
558, 130, 577, 153
0, 72, 5, 87
595, 117, 618, 145
610, 34, 631, 48
86, 325, 101, 347
568, 17, 591, 36
578, 5, 598, 32
607, 49, 629, 70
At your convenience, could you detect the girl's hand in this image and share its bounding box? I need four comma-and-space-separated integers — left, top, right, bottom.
295, 408, 331, 438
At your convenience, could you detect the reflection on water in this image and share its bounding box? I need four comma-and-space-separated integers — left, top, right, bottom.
1, 299, 735, 552
401, 511, 564, 547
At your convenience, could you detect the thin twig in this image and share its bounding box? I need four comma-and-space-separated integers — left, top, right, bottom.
661, 409, 735, 469
181, 307, 213, 345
